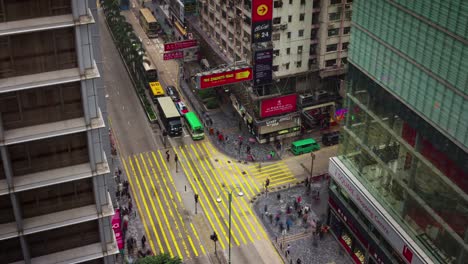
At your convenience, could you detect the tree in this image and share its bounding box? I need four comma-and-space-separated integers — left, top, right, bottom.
136, 253, 182, 264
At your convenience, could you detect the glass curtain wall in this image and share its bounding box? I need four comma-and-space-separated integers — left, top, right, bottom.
338, 65, 467, 263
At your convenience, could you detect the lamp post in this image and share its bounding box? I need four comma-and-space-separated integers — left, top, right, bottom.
310, 152, 316, 178
216, 188, 244, 264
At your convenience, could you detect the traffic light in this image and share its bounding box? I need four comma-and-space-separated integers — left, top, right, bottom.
194, 194, 199, 203
210, 232, 218, 242
265, 178, 270, 187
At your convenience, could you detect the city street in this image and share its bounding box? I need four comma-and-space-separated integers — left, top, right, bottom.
99, 6, 287, 264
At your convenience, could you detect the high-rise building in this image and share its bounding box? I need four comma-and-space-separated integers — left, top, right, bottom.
0, 1, 118, 263
328, 1, 467, 264
181, 0, 352, 143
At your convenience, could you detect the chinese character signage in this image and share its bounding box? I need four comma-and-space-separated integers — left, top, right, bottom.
251, 0, 273, 43
164, 39, 198, 52
260, 94, 297, 118
254, 49, 273, 85
112, 208, 124, 250
163, 50, 184, 60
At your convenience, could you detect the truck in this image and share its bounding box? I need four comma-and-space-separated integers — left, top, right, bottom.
156, 97, 182, 137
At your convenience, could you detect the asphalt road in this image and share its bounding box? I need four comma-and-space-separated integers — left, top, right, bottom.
99, 7, 283, 264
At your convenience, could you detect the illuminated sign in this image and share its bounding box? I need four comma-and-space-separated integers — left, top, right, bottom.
198, 67, 253, 89
251, 0, 273, 43
164, 39, 198, 52
260, 94, 297, 118
254, 49, 273, 85
163, 50, 184, 60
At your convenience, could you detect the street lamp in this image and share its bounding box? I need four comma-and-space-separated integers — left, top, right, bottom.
310, 152, 316, 178
216, 188, 244, 264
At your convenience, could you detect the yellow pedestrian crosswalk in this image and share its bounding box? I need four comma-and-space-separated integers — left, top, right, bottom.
121, 141, 296, 261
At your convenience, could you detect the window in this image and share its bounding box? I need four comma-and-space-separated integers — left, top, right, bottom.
330, 0, 342, 4
285, 63, 290, 70
297, 45, 303, 54
273, 65, 279, 71
1, 0, 72, 22
289, 0, 293, 4
274, 1, 283, 8
299, 13, 305, 21
298, 30, 304, 37
273, 33, 281, 41
311, 29, 318, 39
328, 28, 339, 36
343, 27, 351, 34
313, 0, 320, 8
329, 12, 340, 21
342, 42, 349, 50
325, 59, 336, 67
288, 15, 292, 22
273, 17, 282, 24
296, 61, 302, 67
342, 57, 348, 64
309, 44, 317, 54
326, 44, 338, 52
287, 32, 291, 38
345, 11, 352, 19
301, 0, 306, 5
286, 48, 291, 54
273, 49, 280, 56
347, 0, 353, 2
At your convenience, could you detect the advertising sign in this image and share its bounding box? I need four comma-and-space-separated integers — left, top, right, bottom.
164, 39, 198, 52
198, 67, 253, 89
112, 209, 124, 250
251, 0, 273, 43
254, 49, 273, 85
163, 50, 184, 60
260, 94, 297, 118
329, 158, 426, 264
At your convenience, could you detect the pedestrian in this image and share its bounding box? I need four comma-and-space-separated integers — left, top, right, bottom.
277, 193, 281, 200
294, 200, 298, 211
269, 213, 273, 224
296, 258, 302, 264
225, 135, 229, 142
141, 235, 146, 248
279, 221, 284, 232
275, 214, 280, 226
297, 196, 302, 204
118, 167, 122, 176
264, 204, 268, 213
304, 177, 309, 188
128, 200, 133, 213
209, 127, 214, 135
166, 150, 170, 162
286, 219, 291, 231
246, 145, 251, 153
286, 244, 291, 257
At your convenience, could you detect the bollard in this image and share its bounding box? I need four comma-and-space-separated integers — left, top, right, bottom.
185, 185, 186, 192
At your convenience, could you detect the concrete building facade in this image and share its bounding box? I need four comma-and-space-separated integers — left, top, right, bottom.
0, 0, 118, 263
182, 0, 352, 143
328, 0, 467, 264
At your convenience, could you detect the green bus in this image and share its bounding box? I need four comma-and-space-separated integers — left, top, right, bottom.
185, 112, 204, 140
291, 138, 320, 155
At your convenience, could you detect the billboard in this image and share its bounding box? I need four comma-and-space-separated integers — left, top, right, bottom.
163, 50, 184, 60
198, 67, 253, 89
164, 39, 198, 52
260, 94, 297, 118
254, 49, 273, 85
251, 0, 273, 43
112, 208, 124, 250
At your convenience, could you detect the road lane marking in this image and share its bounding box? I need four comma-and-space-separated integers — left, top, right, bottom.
185, 145, 242, 246
190, 144, 247, 246
149, 152, 199, 257
126, 157, 164, 254
133, 156, 177, 258
203, 142, 269, 240
195, 143, 256, 243
122, 158, 158, 254
140, 153, 189, 259
190, 223, 206, 255
176, 146, 227, 249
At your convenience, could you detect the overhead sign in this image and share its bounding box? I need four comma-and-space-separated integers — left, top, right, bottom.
254, 49, 273, 85
163, 50, 184, 60
251, 0, 273, 43
329, 158, 427, 264
260, 94, 297, 118
198, 67, 253, 89
164, 39, 198, 52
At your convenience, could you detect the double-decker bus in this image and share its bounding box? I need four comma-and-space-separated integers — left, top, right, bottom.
156, 97, 182, 137
184, 112, 204, 140
142, 54, 157, 87
139, 8, 159, 38
149, 81, 164, 103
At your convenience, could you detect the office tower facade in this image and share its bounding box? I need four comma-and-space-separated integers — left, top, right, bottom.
328, 0, 467, 264
0, 0, 118, 263
186, 0, 352, 143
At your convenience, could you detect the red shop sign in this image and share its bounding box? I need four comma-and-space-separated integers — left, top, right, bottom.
199, 67, 252, 89
260, 94, 297, 118
164, 39, 198, 52
252, 0, 273, 23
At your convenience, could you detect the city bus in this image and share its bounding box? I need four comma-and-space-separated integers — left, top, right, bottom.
184, 112, 204, 140
156, 97, 182, 137
149, 81, 164, 103
139, 8, 159, 38
142, 54, 157, 87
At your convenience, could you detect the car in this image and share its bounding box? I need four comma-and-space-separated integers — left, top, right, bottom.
165, 86, 180, 102
322, 131, 340, 146
175, 101, 189, 116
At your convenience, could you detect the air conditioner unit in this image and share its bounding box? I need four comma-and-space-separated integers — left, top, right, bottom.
243, 37, 249, 42
229, 37, 233, 40
280, 24, 287, 30
345, 4, 351, 9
